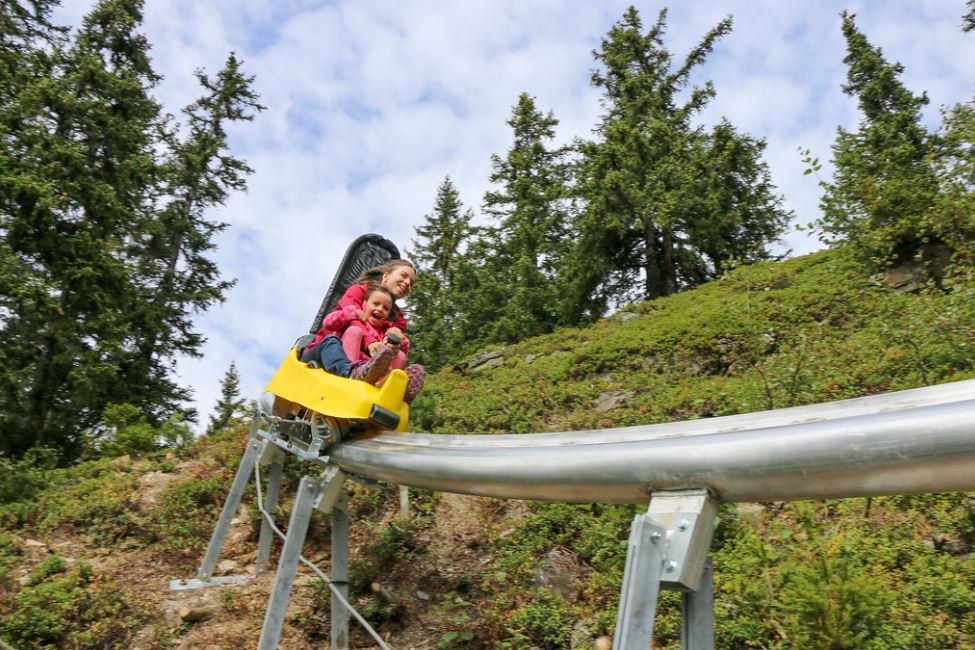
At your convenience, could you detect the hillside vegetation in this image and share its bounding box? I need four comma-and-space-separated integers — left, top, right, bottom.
2, 250, 974, 649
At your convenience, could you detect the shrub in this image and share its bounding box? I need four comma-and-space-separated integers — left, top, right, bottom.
0, 562, 147, 649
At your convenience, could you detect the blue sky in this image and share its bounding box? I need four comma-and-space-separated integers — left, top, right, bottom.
54, 1, 975, 428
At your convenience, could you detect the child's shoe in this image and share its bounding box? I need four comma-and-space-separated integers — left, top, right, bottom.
403, 364, 425, 403
350, 347, 395, 384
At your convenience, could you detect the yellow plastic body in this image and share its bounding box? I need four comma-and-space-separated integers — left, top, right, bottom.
263, 348, 409, 432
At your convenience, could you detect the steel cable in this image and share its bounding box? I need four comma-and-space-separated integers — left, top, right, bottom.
254, 462, 392, 650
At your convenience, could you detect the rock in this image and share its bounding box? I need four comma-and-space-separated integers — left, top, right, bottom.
463, 350, 505, 372
616, 311, 639, 323
533, 546, 590, 596
570, 621, 592, 649
596, 390, 634, 412
885, 264, 920, 293
474, 356, 505, 372
594, 636, 612, 650
525, 353, 543, 364
216, 559, 238, 575
415, 590, 430, 601
23, 539, 45, 548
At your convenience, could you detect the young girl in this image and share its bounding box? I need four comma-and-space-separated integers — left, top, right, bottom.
325, 284, 398, 370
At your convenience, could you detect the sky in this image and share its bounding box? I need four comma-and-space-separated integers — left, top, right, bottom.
53, 0, 975, 430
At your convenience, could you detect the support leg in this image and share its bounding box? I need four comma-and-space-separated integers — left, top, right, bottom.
258, 475, 321, 650
331, 493, 351, 650
399, 485, 410, 520
681, 558, 714, 650
612, 514, 667, 650
198, 437, 264, 580
256, 450, 285, 570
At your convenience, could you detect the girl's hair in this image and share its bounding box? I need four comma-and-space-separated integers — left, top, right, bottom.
355, 259, 416, 286
363, 284, 395, 303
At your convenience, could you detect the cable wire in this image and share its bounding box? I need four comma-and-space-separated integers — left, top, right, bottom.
254, 461, 391, 650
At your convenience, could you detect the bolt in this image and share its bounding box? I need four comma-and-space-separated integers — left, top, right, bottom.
677, 518, 690, 531
650, 532, 662, 543
665, 561, 678, 573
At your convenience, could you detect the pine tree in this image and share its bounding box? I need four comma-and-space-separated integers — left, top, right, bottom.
815, 12, 939, 268
207, 361, 247, 434
0, 0, 163, 458
571, 7, 788, 314
122, 53, 262, 421
0, 0, 258, 461
407, 177, 476, 370
479, 93, 571, 343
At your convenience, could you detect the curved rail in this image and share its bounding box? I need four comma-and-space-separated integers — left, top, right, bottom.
329, 379, 975, 503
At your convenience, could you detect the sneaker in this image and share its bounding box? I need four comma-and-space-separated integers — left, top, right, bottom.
403, 364, 425, 403
350, 347, 395, 384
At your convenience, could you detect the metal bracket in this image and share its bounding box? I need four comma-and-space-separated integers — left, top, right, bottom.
648, 489, 718, 591
614, 489, 720, 650
315, 465, 348, 514
169, 574, 253, 591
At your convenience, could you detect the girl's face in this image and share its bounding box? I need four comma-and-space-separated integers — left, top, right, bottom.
382, 265, 416, 299
363, 291, 392, 327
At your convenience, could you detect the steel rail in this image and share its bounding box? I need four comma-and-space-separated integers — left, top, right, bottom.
329, 379, 975, 503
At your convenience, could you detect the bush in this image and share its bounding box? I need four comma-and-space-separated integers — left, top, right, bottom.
0, 562, 147, 649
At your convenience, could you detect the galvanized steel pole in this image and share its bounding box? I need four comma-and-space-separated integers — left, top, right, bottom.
329, 380, 975, 503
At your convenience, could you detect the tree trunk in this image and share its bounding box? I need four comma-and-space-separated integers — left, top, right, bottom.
644, 219, 662, 299
662, 226, 676, 296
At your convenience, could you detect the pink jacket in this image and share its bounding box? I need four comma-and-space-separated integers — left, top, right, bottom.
337, 283, 408, 332
305, 284, 411, 355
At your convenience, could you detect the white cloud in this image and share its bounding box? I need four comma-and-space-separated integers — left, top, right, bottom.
53, 0, 975, 428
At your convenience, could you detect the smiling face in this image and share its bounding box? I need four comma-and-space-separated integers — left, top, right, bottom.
382, 264, 416, 299
362, 289, 393, 327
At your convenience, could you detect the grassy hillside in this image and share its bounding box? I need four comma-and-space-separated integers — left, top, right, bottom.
1, 251, 974, 649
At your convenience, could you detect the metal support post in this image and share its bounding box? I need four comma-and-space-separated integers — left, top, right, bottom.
331, 492, 351, 650
681, 558, 714, 650
612, 514, 667, 650
612, 490, 720, 650
258, 475, 323, 650
198, 436, 264, 580
257, 449, 286, 570
399, 485, 410, 520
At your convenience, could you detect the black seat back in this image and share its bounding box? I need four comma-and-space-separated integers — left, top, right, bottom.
309, 234, 401, 334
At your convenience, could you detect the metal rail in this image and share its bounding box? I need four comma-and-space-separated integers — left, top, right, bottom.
329, 379, 975, 503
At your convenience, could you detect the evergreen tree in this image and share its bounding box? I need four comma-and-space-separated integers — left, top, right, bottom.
122, 53, 262, 421
0, 0, 259, 461
964, 0, 975, 32
207, 361, 247, 434
932, 71, 975, 268
571, 7, 788, 316
478, 93, 571, 343
407, 177, 476, 370
1, 0, 163, 458
815, 12, 939, 268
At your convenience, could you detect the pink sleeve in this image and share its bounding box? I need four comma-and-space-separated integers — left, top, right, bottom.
323, 303, 358, 331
